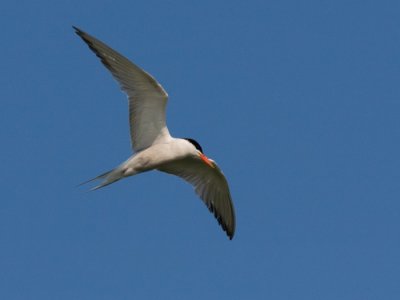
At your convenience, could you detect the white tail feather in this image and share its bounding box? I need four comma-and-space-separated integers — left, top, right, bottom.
79, 167, 125, 191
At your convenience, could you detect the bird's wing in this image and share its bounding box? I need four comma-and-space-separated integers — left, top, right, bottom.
74, 27, 170, 152
159, 157, 236, 239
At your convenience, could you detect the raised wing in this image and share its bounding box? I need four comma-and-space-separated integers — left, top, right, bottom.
74, 27, 170, 152
159, 158, 236, 239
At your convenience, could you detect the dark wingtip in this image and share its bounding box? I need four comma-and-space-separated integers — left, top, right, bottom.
72, 25, 82, 34
72, 26, 116, 72
227, 228, 234, 240
207, 202, 234, 240
72, 26, 89, 42
226, 227, 234, 240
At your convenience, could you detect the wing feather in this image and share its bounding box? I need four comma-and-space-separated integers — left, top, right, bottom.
74, 27, 170, 151
159, 158, 236, 239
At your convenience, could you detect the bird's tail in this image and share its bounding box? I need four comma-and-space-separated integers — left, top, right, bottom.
78, 167, 125, 191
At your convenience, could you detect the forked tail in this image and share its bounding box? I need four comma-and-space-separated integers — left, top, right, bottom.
78, 167, 124, 191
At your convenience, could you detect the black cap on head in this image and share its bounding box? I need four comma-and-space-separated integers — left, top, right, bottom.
184, 138, 203, 153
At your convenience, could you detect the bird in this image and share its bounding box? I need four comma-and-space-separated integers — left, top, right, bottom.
74, 26, 235, 239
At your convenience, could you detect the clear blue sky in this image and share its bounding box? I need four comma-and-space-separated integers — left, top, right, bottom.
1, 0, 400, 299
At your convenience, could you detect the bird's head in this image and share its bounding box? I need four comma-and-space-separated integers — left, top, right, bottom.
184, 138, 215, 168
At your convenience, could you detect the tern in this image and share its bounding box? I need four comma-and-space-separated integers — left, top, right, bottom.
74, 27, 235, 239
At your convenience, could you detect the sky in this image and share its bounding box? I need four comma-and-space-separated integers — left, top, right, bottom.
1, 0, 400, 299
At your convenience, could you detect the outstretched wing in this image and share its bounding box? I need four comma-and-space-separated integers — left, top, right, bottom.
74, 27, 170, 152
159, 157, 236, 239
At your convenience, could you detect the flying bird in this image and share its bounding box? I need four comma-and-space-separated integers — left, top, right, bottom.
74, 26, 235, 239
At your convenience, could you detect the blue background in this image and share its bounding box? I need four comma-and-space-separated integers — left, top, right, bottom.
1, 0, 400, 299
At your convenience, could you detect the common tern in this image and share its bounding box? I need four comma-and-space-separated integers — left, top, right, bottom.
74, 27, 235, 239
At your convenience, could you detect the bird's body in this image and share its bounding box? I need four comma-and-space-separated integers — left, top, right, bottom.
90, 138, 201, 188
74, 27, 236, 239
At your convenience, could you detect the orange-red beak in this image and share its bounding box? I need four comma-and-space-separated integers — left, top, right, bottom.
200, 153, 215, 168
